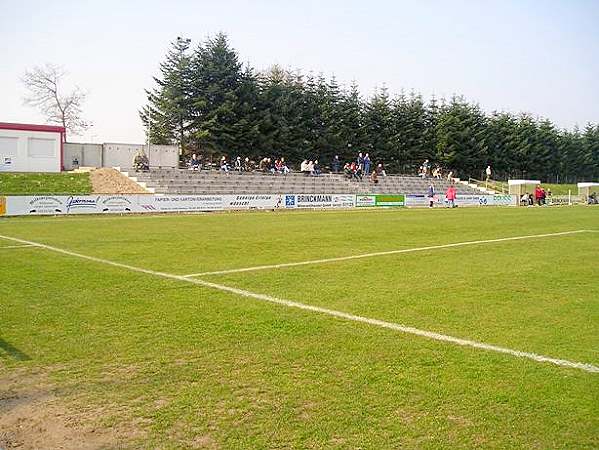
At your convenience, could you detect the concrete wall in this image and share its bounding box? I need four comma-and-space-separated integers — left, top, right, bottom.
63, 142, 179, 169
103, 143, 145, 169
64, 143, 103, 170
0, 128, 62, 172
148, 145, 179, 168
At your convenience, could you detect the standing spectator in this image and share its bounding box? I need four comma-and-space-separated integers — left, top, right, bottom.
357, 152, 364, 171
427, 183, 435, 208
363, 153, 372, 176
445, 184, 457, 208
540, 186, 546, 205
446, 170, 453, 181
332, 155, 340, 173
534, 185, 544, 206
485, 165, 492, 181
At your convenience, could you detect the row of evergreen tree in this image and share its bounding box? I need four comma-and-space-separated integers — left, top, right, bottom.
141, 33, 598, 182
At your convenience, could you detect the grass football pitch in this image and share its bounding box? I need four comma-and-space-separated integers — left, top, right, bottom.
0, 206, 598, 449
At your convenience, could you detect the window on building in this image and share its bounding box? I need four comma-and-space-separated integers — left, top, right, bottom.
28, 137, 56, 158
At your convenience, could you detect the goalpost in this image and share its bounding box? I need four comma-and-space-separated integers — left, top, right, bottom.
578, 182, 599, 204
508, 179, 541, 206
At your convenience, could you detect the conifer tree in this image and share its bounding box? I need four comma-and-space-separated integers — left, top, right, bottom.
140, 36, 192, 149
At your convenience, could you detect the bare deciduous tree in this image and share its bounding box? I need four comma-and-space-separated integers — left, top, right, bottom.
21, 63, 90, 138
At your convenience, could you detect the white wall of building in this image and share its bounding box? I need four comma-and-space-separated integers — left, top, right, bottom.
0, 129, 62, 172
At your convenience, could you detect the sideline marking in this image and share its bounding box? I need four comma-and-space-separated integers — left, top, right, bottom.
183, 229, 594, 277
0, 233, 597, 374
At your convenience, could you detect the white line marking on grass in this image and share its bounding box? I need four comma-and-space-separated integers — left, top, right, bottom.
0, 233, 597, 374
183, 229, 594, 277
0, 244, 35, 249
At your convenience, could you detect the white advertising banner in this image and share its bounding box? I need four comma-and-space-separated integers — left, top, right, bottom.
284, 194, 355, 209
405, 194, 445, 207
139, 195, 224, 212
355, 195, 376, 207
405, 194, 517, 207
490, 195, 517, 206
0, 192, 517, 217
223, 194, 283, 209
5, 195, 148, 216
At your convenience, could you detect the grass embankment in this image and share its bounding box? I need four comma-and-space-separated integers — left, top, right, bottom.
481, 179, 578, 195
0, 172, 92, 195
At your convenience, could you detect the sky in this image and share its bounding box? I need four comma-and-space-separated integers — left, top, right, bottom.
1, 0, 598, 143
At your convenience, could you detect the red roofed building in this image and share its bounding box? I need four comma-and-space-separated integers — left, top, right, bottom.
0, 122, 66, 172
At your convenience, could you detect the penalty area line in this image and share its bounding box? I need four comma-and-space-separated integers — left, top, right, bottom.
182, 229, 594, 277
0, 233, 597, 374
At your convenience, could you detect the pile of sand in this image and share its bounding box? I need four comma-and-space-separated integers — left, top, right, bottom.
90, 168, 149, 194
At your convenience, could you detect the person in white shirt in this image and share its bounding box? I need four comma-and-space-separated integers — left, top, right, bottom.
486, 165, 492, 181
300, 159, 309, 175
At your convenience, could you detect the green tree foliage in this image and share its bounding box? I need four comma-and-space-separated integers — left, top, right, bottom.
142, 34, 597, 179
140, 37, 192, 149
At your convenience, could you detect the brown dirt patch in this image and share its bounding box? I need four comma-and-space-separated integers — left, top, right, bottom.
0, 368, 142, 449
90, 168, 149, 194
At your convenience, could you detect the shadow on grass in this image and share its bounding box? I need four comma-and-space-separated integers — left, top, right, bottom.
0, 338, 31, 361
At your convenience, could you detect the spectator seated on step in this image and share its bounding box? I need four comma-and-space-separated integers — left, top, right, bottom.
279, 157, 290, 175
220, 156, 230, 173
234, 156, 243, 172
300, 159, 310, 176
189, 153, 201, 171
133, 151, 150, 172
312, 160, 322, 176
242, 157, 253, 172
349, 162, 362, 181
343, 163, 353, 179
370, 170, 379, 185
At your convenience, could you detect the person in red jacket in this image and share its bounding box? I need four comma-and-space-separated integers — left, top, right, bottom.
445, 184, 457, 208
534, 185, 544, 206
